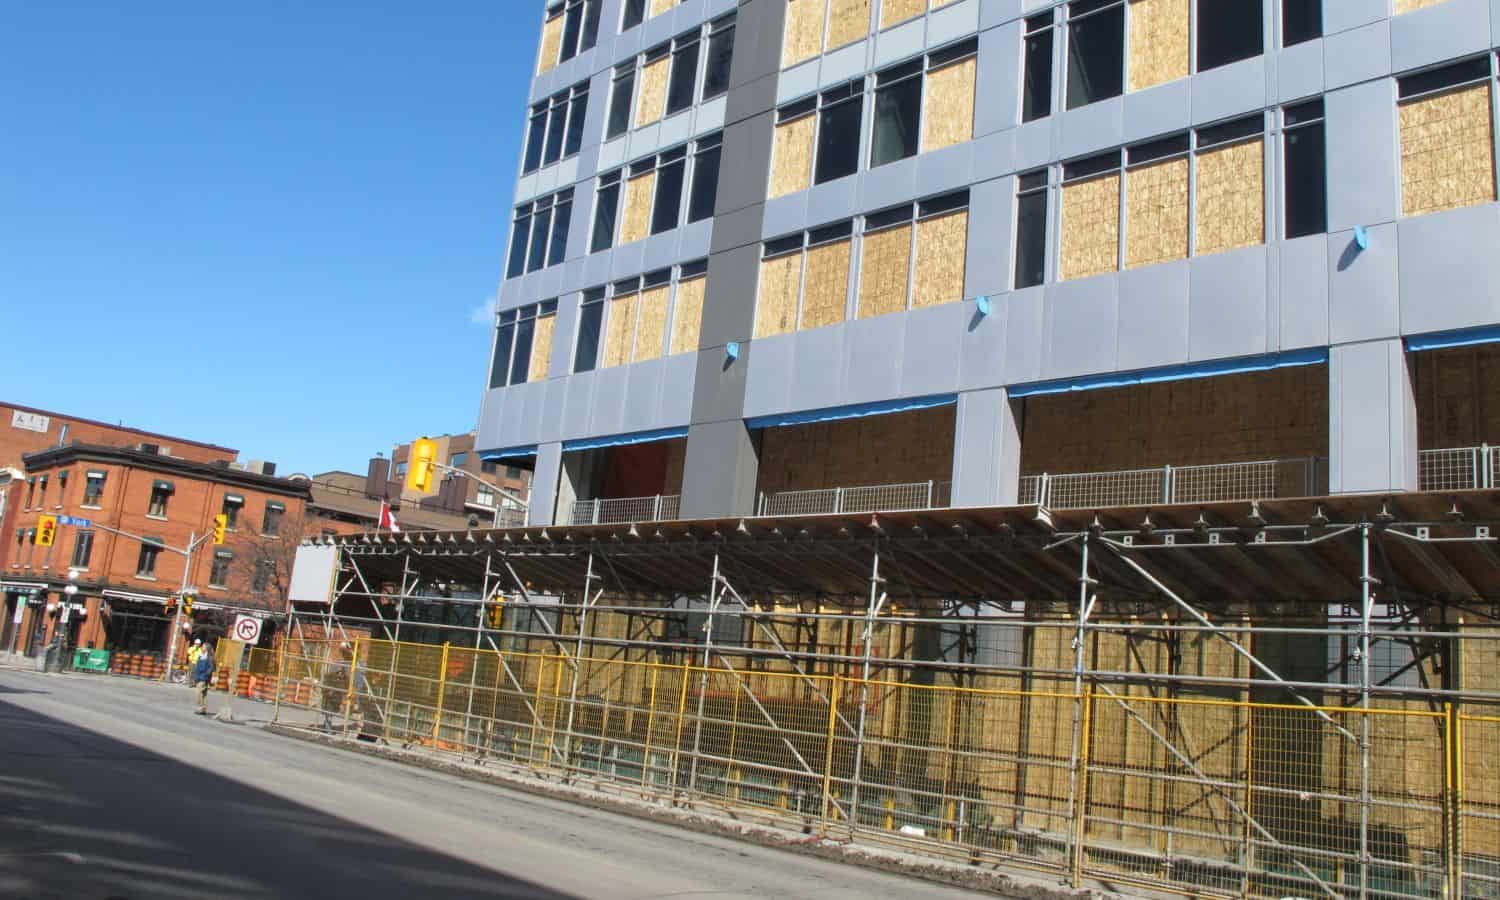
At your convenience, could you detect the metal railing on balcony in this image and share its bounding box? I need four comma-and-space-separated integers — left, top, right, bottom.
1019, 457, 1326, 510
566, 494, 681, 525
757, 480, 952, 517
1417, 444, 1498, 491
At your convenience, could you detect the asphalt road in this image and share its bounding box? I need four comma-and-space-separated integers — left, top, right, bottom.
0, 669, 980, 899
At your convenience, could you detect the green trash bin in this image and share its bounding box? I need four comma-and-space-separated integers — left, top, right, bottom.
71, 648, 111, 673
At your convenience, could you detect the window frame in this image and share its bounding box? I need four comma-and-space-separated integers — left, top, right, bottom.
1014, 170, 1051, 289
606, 63, 636, 139
82, 471, 106, 507
1281, 98, 1327, 239
688, 131, 723, 223
574, 287, 607, 372
701, 14, 736, 101
147, 481, 172, 519
209, 550, 233, 589
262, 501, 285, 537
70, 530, 94, 570
1022, 12, 1057, 123
1281, 0, 1321, 47
1195, 0, 1264, 74
507, 188, 575, 278
135, 539, 163, 579
221, 494, 243, 530
1064, 0, 1126, 111
491, 300, 560, 388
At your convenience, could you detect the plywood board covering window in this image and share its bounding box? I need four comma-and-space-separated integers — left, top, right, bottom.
828, 0, 871, 49
756, 253, 804, 338
620, 171, 657, 244
911, 210, 968, 308
881, 0, 926, 29
1127, 0, 1189, 92
670, 277, 705, 355
1060, 174, 1121, 280
633, 286, 670, 362
858, 225, 912, 318
1400, 83, 1497, 217
1194, 140, 1264, 256
1395, 0, 1447, 11
783, 0, 827, 69
770, 116, 816, 198
528, 315, 556, 382
602, 294, 638, 368
800, 240, 852, 329
922, 57, 976, 152
635, 57, 670, 128
651, 0, 676, 15
1125, 157, 1189, 268
538, 15, 563, 74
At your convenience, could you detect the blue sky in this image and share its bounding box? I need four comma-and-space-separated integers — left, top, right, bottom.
0, 2, 533, 474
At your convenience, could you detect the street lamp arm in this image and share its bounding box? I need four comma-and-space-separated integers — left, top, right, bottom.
430, 463, 530, 510
83, 521, 196, 558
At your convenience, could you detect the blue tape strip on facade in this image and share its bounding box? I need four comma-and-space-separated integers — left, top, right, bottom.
1405, 324, 1500, 353
1009, 349, 1329, 399
561, 426, 690, 453
745, 394, 958, 431
479, 445, 538, 461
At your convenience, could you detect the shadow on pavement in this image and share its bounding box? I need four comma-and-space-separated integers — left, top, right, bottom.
0, 699, 572, 900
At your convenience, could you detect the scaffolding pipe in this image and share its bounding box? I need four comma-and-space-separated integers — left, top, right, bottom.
560, 551, 597, 777
848, 540, 883, 835
1066, 531, 1094, 880
687, 552, 720, 799
1359, 524, 1376, 900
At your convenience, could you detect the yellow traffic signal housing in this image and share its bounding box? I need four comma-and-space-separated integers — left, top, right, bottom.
183, 594, 195, 617
36, 515, 57, 547
405, 437, 439, 493
212, 513, 228, 545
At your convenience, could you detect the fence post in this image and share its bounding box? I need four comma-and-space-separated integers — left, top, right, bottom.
1071, 684, 1094, 888
834, 487, 844, 514
343, 639, 360, 739
642, 664, 660, 792
652, 494, 662, 521
592, 498, 601, 525
668, 662, 691, 800
1040, 473, 1050, 508
432, 642, 451, 745
1162, 464, 1174, 504
1483, 443, 1493, 489
820, 674, 841, 835
925, 479, 934, 509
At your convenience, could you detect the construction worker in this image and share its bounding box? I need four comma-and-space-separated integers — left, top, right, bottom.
191, 646, 216, 715
186, 638, 206, 666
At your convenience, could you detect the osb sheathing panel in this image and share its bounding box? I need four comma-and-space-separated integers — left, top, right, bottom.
756, 253, 804, 338
669, 276, 705, 356
662, 438, 687, 493
1395, 0, 1447, 11
1414, 343, 1500, 447
1060, 173, 1121, 281
1194, 139, 1265, 256
650, 0, 677, 16
635, 57, 670, 129
799, 239, 852, 329
602, 293, 638, 368
1124, 157, 1189, 269
880, 0, 926, 28
769, 116, 816, 198
620, 170, 657, 245
527, 314, 556, 383
754, 405, 955, 494
857, 225, 912, 318
1127, 0, 1189, 92
783, 0, 827, 69
1461, 613, 1500, 853
1400, 83, 1497, 217
1018, 365, 1329, 475
537, 14, 563, 74
922, 57, 976, 153
827, 0, 870, 49
632, 286, 670, 362
911, 209, 968, 308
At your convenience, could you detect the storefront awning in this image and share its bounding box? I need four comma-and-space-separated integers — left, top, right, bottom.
480, 445, 539, 461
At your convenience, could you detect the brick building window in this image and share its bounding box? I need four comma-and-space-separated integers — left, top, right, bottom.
252, 559, 272, 593
35, 475, 47, 509
136, 539, 162, 578
476, 486, 496, 506
262, 501, 284, 536
147, 480, 173, 518
221, 494, 243, 530
24, 478, 35, 509
506, 466, 524, 480
55, 470, 68, 505
70, 531, 93, 569
450, 452, 469, 468
82, 470, 106, 506
210, 551, 232, 589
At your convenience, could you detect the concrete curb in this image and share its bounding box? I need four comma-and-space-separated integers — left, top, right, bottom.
264, 723, 1131, 900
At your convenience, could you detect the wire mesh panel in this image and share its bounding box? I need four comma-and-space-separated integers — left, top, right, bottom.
1046, 468, 1166, 509
1419, 447, 1483, 492
1460, 705, 1500, 898
759, 482, 952, 517
566, 495, 681, 525
1171, 459, 1282, 504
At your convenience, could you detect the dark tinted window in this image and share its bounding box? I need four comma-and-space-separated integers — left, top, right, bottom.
702, 20, 735, 99
523, 106, 547, 172
592, 181, 620, 251
548, 197, 572, 265
689, 145, 721, 222
1066, 2, 1123, 110
621, 0, 645, 30
527, 206, 552, 272
1014, 172, 1047, 288
580, 0, 601, 50
815, 97, 862, 183
1282, 0, 1320, 46
490, 321, 515, 388
607, 70, 634, 138
1398, 57, 1491, 99
652, 157, 686, 234
560, 3, 582, 61
871, 71, 920, 166
510, 316, 535, 385
574, 299, 604, 372
667, 39, 700, 115
507, 212, 531, 278
1284, 118, 1326, 238
1197, 0, 1263, 72
543, 100, 567, 165
564, 90, 589, 156
1022, 17, 1054, 122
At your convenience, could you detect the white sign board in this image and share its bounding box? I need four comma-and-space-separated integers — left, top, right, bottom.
288, 544, 339, 605
10, 411, 48, 433
11, 604, 22, 624
232, 615, 263, 644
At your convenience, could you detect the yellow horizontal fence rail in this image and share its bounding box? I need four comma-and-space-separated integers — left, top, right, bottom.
267, 637, 1494, 900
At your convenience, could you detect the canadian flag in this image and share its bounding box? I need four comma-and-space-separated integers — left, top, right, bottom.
378, 501, 400, 533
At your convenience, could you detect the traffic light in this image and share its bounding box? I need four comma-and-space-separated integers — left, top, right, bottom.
36, 515, 57, 547
405, 438, 438, 493
164, 597, 178, 619
212, 513, 228, 545
182, 594, 195, 617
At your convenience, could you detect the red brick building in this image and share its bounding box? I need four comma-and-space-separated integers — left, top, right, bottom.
2, 444, 309, 669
